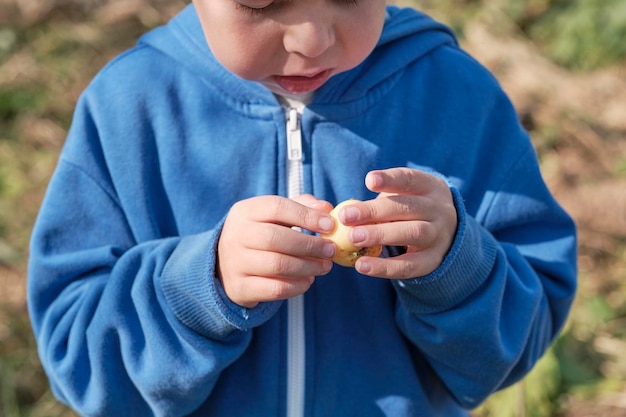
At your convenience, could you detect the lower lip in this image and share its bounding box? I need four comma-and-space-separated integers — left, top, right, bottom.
273, 70, 332, 94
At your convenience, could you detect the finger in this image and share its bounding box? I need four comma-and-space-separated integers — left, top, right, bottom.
348, 220, 437, 249
242, 249, 333, 278
247, 224, 336, 259
226, 275, 316, 308
365, 168, 447, 196
237, 196, 335, 234
339, 195, 436, 226
354, 251, 444, 279
291, 194, 334, 213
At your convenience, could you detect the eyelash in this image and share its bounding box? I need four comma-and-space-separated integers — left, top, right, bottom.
236, 0, 360, 16
235, 3, 276, 15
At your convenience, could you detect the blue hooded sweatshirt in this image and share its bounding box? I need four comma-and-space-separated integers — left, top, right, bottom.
28, 4, 577, 417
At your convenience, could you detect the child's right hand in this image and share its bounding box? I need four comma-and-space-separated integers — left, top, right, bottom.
217, 195, 337, 308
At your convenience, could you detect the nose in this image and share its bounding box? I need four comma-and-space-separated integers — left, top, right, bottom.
283, 12, 335, 58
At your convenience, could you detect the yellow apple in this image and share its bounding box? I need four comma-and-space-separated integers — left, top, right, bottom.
321, 199, 383, 267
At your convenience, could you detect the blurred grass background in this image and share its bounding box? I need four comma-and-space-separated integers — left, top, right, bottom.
1, 0, 625, 416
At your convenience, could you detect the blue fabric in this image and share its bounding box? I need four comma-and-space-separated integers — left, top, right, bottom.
28, 4, 577, 417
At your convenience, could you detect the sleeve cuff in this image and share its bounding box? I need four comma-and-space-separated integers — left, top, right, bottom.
392, 186, 499, 314
160, 220, 282, 339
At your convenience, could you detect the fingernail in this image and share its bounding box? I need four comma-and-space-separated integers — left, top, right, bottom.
342, 206, 359, 223
350, 227, 367, 243
366, 172, 383, 189
323, 242, 336, 258
318, 216, 334, 232
356, 259, 371, 274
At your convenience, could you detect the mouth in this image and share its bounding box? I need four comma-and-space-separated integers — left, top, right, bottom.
272, 70, 332, 95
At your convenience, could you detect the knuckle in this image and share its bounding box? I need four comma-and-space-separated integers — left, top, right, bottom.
270, 281, 290, 299
402, 172, 413, 191
251, 196, 289, 222
368, 225, 385, 245
261, 227, 282, 249
396, 260, 416, 279
267, 196, 289, 218
370, 258, 414, 279
408, 222, 433, 245
302, 236, 320, 256
389, 167, 414, 192
396, 199, 414, 217
296, 207, 313, 229
359, 201, 377, 223
271, 197, 313, 228
267, 252, 291, 276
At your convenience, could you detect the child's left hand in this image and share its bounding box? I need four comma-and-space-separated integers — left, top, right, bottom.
338, 168, 458, 279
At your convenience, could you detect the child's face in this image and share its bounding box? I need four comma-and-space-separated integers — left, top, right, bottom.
193, 0, 387, 97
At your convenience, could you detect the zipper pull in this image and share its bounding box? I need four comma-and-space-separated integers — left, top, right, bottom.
287, 107, 303, 161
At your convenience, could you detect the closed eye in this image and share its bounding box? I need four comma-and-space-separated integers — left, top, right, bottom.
236, 0, 360, 15
235, 0, 289, 15
236, 3, 274, 14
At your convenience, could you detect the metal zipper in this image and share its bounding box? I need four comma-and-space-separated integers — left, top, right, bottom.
285, 106, 305, 417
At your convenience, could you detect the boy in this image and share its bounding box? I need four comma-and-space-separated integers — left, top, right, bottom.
28, 1, 577, 416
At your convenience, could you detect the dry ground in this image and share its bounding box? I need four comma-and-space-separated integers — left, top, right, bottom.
1, 1, 625, 416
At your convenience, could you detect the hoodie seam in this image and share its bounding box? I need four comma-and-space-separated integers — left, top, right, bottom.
59, 158, 122, 211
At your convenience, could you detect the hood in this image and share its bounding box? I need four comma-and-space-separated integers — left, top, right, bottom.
138, 4, 457, 105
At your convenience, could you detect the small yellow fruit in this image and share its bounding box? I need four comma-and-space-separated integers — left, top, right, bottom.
321, 199, 383, 267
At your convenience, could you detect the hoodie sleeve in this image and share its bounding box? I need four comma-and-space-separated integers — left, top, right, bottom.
27, 89, 281, 417
391, 117, 577, 408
